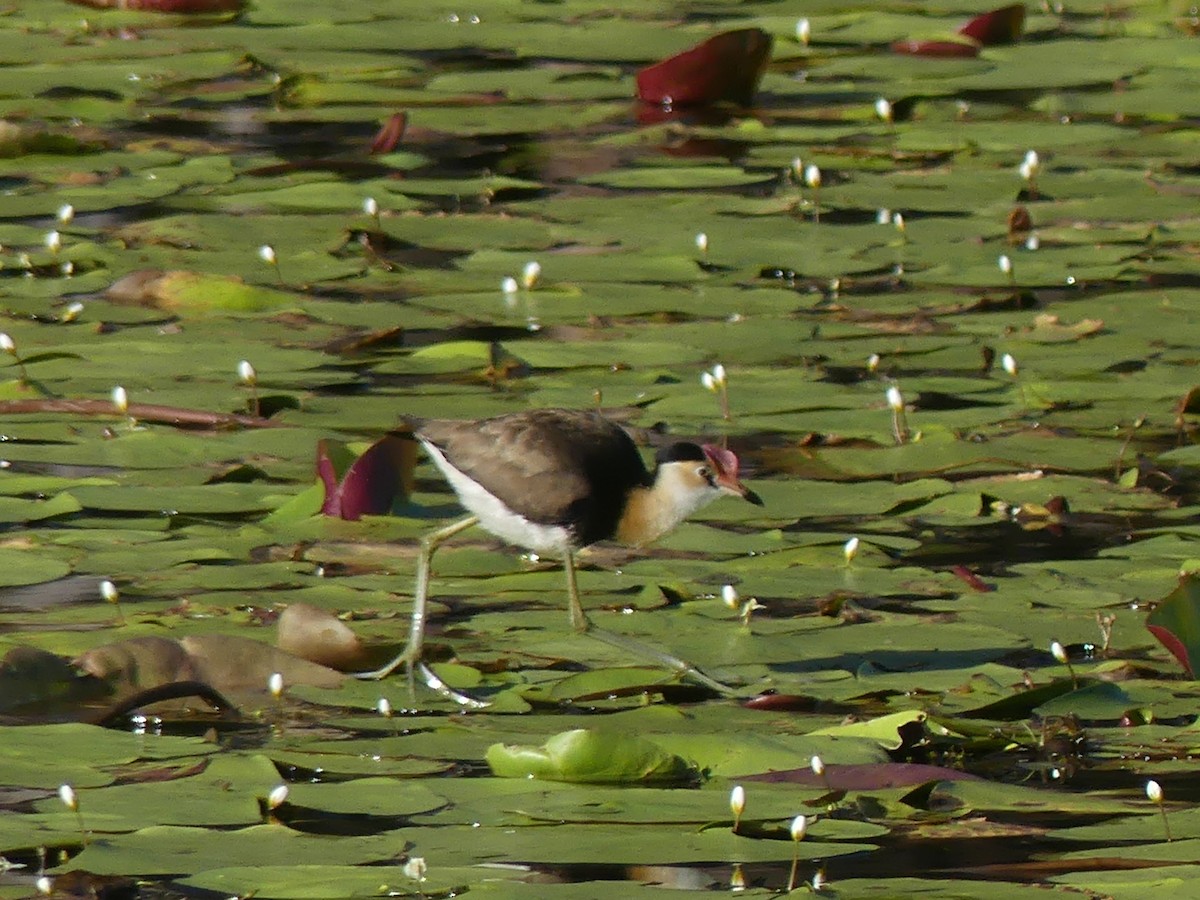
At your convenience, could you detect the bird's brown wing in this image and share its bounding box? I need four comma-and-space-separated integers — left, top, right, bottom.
417, 410, 648, 534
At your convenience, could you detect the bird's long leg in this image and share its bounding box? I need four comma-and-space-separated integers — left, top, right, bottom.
565, 555, 736, 697
354, 515, 479, 683
564, 551, 589, 631
585, 627, 738, 697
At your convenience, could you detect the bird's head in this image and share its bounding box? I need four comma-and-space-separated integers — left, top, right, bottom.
654, 442, 763, 508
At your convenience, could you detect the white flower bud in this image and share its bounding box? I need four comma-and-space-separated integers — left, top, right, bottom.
721, 584, 739, 609
695, 232, 708, 254
886, 385, 904, 411
238, 360, 257, 385
810, 755, 825, 777
876, 208, 891, 225
99, 580, 119, 604
1001, 353, 1018, 376
44, 231, 61, 253
729, 784, 746, 817
804, 164, 822, 189
790, 814, 808, 841
701, 371, 717, 392
711, 363, 726, 385
58, 784, 78, 811
843, 537, 860, 563
36, 876, 52, 895
268, 671, 284, 698
258, 244, 277, 265
57, 204, 75, 224
267, 784, 289, 809
0, 333, 14, 354
501, 276, 519, 294
791, 157, 803, 180
1050, 641, 1068, 664
62, 301, 84, 322
112, 385, 129, 414
866, 353, 880, 372
362, 196, 378, 217
1146, 780, 1163, 803
892, 212, 905, 232
796, 17, 811, 45
875, 98, 893, 122
377, 697, 392, 717
521, 260, 541, 290
402, 857, 427, 882
998, 254, 1013, 275
1025, 233, 1040, 251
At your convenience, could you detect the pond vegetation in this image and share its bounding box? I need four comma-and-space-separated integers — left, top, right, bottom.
2, 0, 1200, 897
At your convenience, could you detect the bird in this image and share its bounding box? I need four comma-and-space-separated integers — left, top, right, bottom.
355, 408, 763, 693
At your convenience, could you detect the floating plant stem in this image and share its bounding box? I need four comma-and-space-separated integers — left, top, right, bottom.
1146, 780, 1171, 842
786, 814, 808, 892
99, 579, 125, 625
238, 360, 260, 418
259, 244, 283, 284
268, 671, 284, 732
730, 784, 745, 834
886, 384, 909, 444
701, 363, 731, 421
58, 784, 88, 846
1050, 640, 1077, 689
0, 334, 29, 384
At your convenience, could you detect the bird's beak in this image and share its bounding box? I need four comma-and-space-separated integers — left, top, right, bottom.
702, 444, 764, 506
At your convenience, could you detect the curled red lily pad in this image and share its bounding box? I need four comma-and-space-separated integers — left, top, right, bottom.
636, 28, 773, 107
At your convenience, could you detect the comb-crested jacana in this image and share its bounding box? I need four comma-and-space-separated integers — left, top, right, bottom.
355, 408, 762, 692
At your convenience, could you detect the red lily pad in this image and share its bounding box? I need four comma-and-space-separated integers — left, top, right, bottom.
70, 0, 245, 11
958, 3, 1026, 45
369, 112, 407, 155
317, 433, 416, 520
1146, 573, 1200, 678
891, 39, 981, 58
636, 28, 773, 107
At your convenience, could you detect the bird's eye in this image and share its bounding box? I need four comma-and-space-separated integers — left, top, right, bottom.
697, 465, 713, 482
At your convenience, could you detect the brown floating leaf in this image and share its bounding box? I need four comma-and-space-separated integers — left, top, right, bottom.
277, 602, 371, 670
1007, 206, 1033, 241
742, 762, 982, 790
69, 0, 246, 11
636, 29, 773, 107
369, 111, 408, 154
891, 39, 980, 58
958, 3, 1026, 45
1022, 313, 1104, 343
76, 634, 345, 699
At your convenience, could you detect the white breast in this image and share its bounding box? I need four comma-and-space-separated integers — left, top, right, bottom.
423, 442, 574, 556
